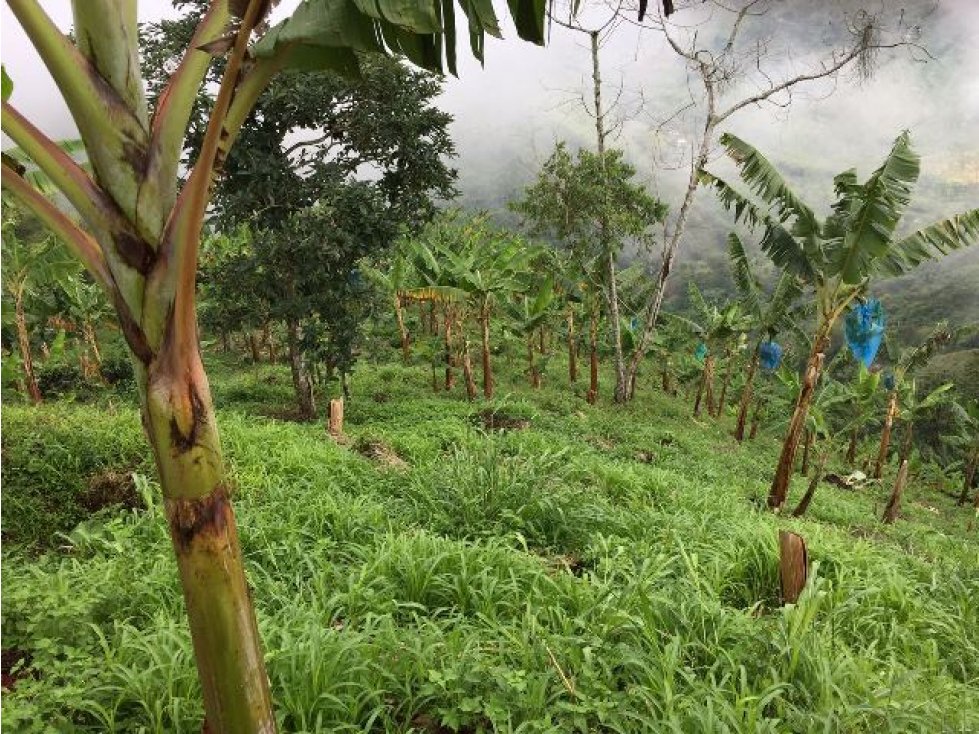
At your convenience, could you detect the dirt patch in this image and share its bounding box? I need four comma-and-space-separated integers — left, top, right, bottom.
544, 554, 588, 577
372, 392, 390, 403
1, 649, 33, 691
588, 436, 615, 452
79, 470, 140, 513
634, 451, 657, 464
353, 438, 409, 470
473, 410, 530, 431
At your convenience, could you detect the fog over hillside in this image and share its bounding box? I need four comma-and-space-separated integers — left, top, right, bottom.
3, 0, 976, 335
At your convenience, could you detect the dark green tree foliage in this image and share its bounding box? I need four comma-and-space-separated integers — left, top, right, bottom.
143, 5, 457, 415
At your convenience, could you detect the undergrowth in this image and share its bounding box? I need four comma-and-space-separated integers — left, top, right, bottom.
2, 352, 977, 732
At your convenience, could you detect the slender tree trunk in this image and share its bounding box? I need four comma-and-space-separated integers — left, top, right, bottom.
958, 445, 978, 505
694, 355, 715, 418
221, 331, 230, 352
607, 252, 628, 403
286, 319, 316, 420
800, 429, 813, 476
480, 306, 493, 399
734, 349, 759, 442
395, 295, 410, 364
717, 351, 735, 418
443, 307, 454, 391
429, 302, 437, 335
587, 306, 599, 404
898, 420, 914, 467
268, 332, 277, 364
82, 320, 103, 367
462, 338, 477, 401
749, 398, 763, 440
873, 390, 898, 479
14, 286, 42, 404
882, 460, 910, 524
625, 116, 716, 399
846, 428, 858, 466
792, 451, 829, 518
661, 367, 671, 393
769, 335, 827, 511
567, 307, 577, 384
248, 331, 261, 363
142, 342, 274, 732
527, 335, 541, 389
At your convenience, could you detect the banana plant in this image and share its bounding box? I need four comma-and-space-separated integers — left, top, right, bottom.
362, 250, 415, 364
727, 232, 805, 440
872, 323, 954, 477
0, 0, 552, 728
1, 204, 78, 402
894, 379, 955, 468
505, 278, 556, 389
947, 399, 979, 505
454, 222, 538, 399
701, 131, 979, 510
679, 282, 755, 418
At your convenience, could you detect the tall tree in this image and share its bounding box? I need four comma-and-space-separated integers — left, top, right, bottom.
512, 143, 666, 401
0, 0, 548, 729
702, 131, 979, 510
143, 12, 458, 417
621, 1, 930, 398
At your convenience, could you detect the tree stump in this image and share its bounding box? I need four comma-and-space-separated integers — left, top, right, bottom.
778, 530, 808, 604
882, 459, 909, 524
328, 398, 344, 437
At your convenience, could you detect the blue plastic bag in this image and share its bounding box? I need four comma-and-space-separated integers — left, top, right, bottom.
759, 340, 783, 371
844, 299, 886, 368
695, 342, 708, 363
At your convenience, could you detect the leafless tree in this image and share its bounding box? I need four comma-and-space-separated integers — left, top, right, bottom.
617, 0, 934, 399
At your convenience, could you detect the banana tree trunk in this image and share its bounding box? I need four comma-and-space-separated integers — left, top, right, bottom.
14, 285, 42, 404
792, 450, 829, 518
693, 355, 715, 418
769, 337, 827, 511
873, 390, 898, 479
846, 428, 858, 465
958, 445, 978, 505
462, 338, 477, 401
749, 398, 762, 439
286, 319, 316, 420
480, 306, 493, 399
394, 294, 410, 364
82, 320, 103, 368
587, 306, 599, 404
143, 347, 274, 732
898, 420, 914, 466
734, 349, 759, 442
800, 429, 814, 476
527, 335, 541, 389
567, 307, 577, 384
444, 307, 454, 391
717, 351, 735, 418
882, 459, 909, 524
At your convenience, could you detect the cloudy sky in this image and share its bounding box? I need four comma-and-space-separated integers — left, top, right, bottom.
3, 1, 977, 217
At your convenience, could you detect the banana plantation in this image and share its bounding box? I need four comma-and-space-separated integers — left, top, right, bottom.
1, 0, 978, 732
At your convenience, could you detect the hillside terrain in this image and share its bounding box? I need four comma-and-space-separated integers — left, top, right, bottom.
3, 350, 977, 732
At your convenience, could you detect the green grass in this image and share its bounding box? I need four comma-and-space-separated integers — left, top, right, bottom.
2, 350, 977, 732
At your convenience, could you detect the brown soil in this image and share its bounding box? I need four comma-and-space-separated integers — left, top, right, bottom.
353, 438, 409, 470
1, 648, 32, 691
79, 470, 140, 512
474, 411, 530, 431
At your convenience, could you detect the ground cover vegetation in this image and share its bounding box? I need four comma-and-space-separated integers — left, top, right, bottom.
2, 0, 979, 732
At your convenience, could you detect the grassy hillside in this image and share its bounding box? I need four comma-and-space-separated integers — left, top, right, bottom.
2, 352, 977, 732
